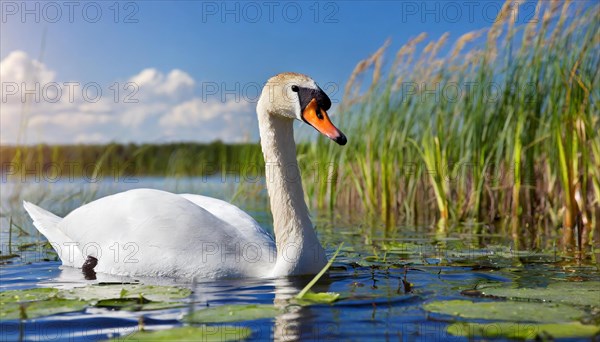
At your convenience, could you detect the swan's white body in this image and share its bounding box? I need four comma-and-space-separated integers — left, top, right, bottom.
24, 73, 346, 279
25, 190, 275, 278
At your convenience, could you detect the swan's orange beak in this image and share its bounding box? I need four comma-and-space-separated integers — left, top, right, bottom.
302, 98, 347, 145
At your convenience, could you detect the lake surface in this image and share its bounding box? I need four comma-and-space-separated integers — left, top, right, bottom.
1, 178, 598, 341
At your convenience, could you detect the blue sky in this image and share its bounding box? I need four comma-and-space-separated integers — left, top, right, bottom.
0, 0, 560, 144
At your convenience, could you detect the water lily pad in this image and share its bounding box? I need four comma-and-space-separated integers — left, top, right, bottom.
0, 284, 193, 319
185, 304, 280, 323
382, 242, 422, 255
296, 291, 340, 304
424, 300, 586, 323
363, 255, 383, 263
0, 288, 58, 303
60, 284, 191, 302
479, 281, 600, 307
0, 254, 20, 261
95, 297, 185, 311
113, 326, 251, 341
447, 322, 600, 339
1, 298, 87, 320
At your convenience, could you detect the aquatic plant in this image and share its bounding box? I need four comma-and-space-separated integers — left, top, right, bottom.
299, 0, 599, 255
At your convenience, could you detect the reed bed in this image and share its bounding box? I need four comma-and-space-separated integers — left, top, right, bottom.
299, 0, 600, 254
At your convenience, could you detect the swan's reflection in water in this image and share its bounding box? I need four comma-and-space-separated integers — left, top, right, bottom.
273, 277, 306, 342
191, 275, 336, 341
272, 276, 334, 342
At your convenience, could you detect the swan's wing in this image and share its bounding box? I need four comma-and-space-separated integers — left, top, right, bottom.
56, 189, 274, 278
179, 193, 273, 243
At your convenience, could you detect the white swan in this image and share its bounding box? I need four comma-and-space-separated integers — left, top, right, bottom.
23, 72, 347, 279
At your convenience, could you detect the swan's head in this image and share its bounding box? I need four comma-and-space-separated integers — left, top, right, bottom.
258, 72, 347, 145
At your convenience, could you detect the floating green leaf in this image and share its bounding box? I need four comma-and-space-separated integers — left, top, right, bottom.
185, 304, 280, 323
381, 242, 422, 256
479, 281, 600, 307
424, 300, 586, 323
95, 297, 185, 311
0, 288, 58, 303
447, 322, 600, 339
296, 291, 340, 305
60, 284, 191, 302
0, 254, 20, 261
1, 298, 87, 320
112, 326, 252, 341
0, 285, 192, 319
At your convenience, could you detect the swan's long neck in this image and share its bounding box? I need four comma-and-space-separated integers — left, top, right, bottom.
257, 107, 327, 276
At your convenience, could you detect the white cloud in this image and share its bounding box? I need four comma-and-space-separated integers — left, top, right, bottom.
160, 98, 250, 127
160, 98, 213, 127
78, 100, 113, 114
29, 112, 113, 129
75, 133, 108, 144
162, 69, 195, 95
158, 98, 255, 142
129, 68, 159, 86
119, 102, 171, 129
129, 68, 195, 97
0, 51, 258, 145
0, 50, 55, 85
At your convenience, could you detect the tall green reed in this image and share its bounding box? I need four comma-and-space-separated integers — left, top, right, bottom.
299, 0, 600, 254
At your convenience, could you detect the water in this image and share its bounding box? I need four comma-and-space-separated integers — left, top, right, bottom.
1, 178, 598, 341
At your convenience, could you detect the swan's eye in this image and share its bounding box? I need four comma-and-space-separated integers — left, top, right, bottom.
291, 85, 299, 92
316, 108, 324, 120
